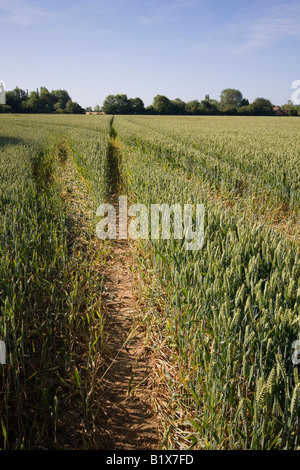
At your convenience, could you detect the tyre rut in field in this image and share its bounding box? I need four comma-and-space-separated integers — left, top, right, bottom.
99, 118, 161, 450
106, 117, 121, 196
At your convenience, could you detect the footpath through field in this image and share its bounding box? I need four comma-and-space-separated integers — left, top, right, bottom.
98, 127, 161, 450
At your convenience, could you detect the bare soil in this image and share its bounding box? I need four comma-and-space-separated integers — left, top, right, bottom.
98, 199, 161, 450
59, 148, 162, 450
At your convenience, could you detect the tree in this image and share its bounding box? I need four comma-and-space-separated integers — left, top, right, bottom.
23, 91, 42, 113
85, 106, 93, 113
102, 94, 129, 114
250, 98, 274, 116
2, 86, 85, 114
0, 104, 11, 113
94, 105, 101, 112
221, 105, 237, 115
237, 98, 274, 116
40, 87, 55, 112
171, 98, 186, 115
65, 100, 85, 114
185, 100, 202, 115
128, 97, 145, 114
50, 90, 71, 111
152, 95, 173, 115
145, 105, 157, 115
220, 88, 243, 112
75, 101, 85, 114
237, 105, 253, 115
5, 87, 28, 112
54, 101, 64, 113
240, 98, 249, 107
55, 107, 64, 114
201, 99, 219, 115
282, 102, 298, 116
65, 100, 74, 113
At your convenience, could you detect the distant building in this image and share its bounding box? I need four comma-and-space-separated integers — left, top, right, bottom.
273, 106, 287, 116
86, 111, 105, 115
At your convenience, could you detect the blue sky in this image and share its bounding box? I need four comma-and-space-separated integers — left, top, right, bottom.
0, 0, 299, 108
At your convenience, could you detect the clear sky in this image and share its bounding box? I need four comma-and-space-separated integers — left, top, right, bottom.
0, 0, 299, 108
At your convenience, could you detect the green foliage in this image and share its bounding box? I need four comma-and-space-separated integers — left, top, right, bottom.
115, 114, 300, 449
65, 99, 85, 114
5, 87, 28, 112
101, 94, 146, 115
250, 98, 274, 116
102, 94, 129, 114
101, 91, 285, 117
129, 97, 145, 114
152, 95, 173, 115
185, 99, 202, 115
2, 113, 300, 449
0, 105, 11, 113
220, 88, 244, 111
4, 87, 84, 114
0, 114, 110, 448
171, 98, 186, 115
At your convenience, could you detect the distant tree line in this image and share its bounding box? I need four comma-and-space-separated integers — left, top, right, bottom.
0, 86, 85, 114
2, 86, 299, 116
99, 89, 300, 116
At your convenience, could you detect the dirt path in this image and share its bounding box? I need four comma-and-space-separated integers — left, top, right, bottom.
57, 138, 161, 450
99, 235, 161, 450
98, 132, 161, 450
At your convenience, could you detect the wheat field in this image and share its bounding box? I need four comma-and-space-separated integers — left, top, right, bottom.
1, 114, 300, 449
